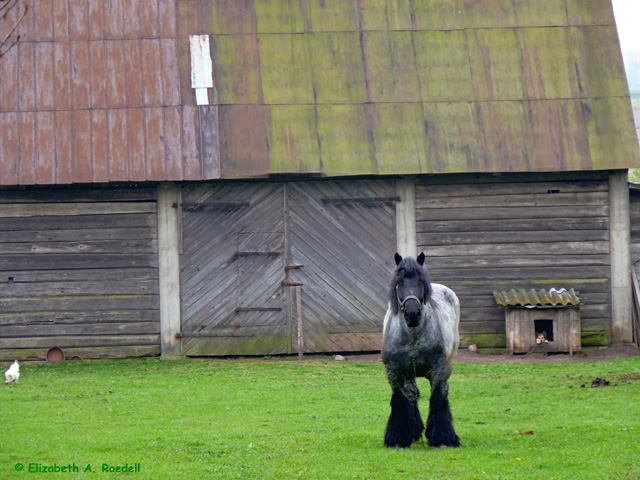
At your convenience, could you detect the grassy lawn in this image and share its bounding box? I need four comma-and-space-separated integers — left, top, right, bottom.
2, 357, 640, 480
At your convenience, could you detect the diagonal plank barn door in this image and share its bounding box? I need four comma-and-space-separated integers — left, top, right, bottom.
287, 180, 397, 352
180, 182, 287, 356
179, 179, 396, 355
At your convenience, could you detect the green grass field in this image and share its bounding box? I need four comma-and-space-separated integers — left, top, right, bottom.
2, 357, 640, 480
631, 91, 640, 110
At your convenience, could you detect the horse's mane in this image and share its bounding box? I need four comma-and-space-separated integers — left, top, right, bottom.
389, 256, 432, 315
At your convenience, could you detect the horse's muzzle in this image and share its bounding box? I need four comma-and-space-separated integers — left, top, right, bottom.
402, 297, 422, 328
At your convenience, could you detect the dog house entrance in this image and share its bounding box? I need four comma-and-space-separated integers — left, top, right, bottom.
534, 319, 554, 343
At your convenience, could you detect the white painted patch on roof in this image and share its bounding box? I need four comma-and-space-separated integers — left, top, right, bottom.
190, 35, 213, 105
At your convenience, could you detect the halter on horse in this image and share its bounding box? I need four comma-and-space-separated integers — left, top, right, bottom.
381, 253, 461, 449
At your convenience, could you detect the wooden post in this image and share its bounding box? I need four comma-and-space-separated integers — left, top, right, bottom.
395, 178, 416, 258
296, 286, 304, 359
609, 170, 632, 344
157, 183, 182, 358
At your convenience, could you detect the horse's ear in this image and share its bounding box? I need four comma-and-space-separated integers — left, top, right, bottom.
394, 253, 403, 266
417, 252, 425, 266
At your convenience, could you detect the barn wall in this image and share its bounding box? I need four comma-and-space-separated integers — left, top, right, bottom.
630, 186, 640, 282
416, 172, 612, 348
0, 187, 160, 361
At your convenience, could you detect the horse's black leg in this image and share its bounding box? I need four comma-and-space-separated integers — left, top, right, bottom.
384, 380, 423, 449
425, 380, 460, 448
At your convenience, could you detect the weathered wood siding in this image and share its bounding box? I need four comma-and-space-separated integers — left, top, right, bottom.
180, 182, 288, 356
416, 173, 612, 348
630, 187, 640, 281
287, 180, 396, 352
0, 188, 160, 361
179, 179, 395, 356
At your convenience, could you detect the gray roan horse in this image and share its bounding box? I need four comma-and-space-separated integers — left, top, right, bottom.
381, 253, 460, 449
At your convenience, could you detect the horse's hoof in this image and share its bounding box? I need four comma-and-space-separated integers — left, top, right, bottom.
428, 438, 461, 449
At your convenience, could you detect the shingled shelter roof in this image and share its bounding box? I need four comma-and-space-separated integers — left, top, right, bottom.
0, 0, 639, 184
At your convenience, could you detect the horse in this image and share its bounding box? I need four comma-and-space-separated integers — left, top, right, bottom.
381, 252, 460, 449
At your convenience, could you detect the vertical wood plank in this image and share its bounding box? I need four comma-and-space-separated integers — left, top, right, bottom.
0, 46, 18, 112
141, 39, 163, 106
105, 40, 127, 108
35, 111, 56, 184
54, 42, 72, 111
18, 112, 36, 185
71, 41, 91, 109
91, 109, 109, 182
90, 40, 107, 108
35, 42, 55, 110
0, 112, 19, 185
69, 0, 90, 41
18, 42, 35, 111
200, 105, 220, 179
108, 108, 130, 181
296, 285, 304, 359
55, 111, 73, 184
128, 108, 147, 181
160, 38, 181, 106
145, 107, 167, 180
88, 0, 104, 40
73, 109, 93, 182
181, 105, 202, 180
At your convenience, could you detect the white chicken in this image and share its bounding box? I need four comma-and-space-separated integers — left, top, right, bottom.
5, 360, 20, 385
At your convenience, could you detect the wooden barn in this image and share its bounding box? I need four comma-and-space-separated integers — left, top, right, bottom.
1, 0, 639, 360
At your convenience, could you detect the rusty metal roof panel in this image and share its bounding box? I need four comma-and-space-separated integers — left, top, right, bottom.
513, 0, 569, 27
412, 0, 466, 30
528, 99, 592, 171
586, 97, 640, 171
267, 105, 321, 174
358, 0, 413, 31
307, 0, 359, 33
254, 0, 308, 33
308, 32, 368, 104
371, 102, 427, 175
463, 0, 517, 29
570, 26, 629, 98
519, 27, 576, 100
422, 101, 485, 173
219, 105, 269, 179
414, 30, 474, 102
565, 0, 615, 26
211, 34, 263, 104
316, 104, 376, 176
362, 31, 421, 103
477, 101, 534, 172
258, 33, 314, 105
494, 288, 581, 307
468, 28, 525, 101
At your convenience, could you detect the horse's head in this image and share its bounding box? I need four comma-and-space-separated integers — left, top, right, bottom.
390, 252, 432, 328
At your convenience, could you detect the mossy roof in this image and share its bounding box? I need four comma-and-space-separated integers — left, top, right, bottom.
1, 0, 638, 185
175, 0, 640, 178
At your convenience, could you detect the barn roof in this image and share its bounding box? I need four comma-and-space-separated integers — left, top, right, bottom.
0, 0, 639, 185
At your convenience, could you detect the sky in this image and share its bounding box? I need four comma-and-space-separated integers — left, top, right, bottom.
612, 0, 640, 54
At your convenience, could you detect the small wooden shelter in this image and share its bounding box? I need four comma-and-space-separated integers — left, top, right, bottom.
495, 288, 581, 355
0, 0, 639, 359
